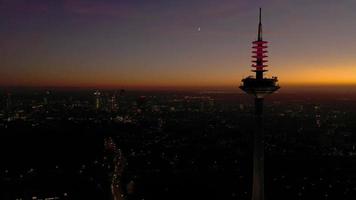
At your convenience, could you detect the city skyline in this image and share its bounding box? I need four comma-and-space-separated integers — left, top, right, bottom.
2, 0, 356, 89
2, 2, 356, 199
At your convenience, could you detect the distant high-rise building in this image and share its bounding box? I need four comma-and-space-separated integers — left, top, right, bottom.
94, 90, 102, 110
6, 93, 12, 111
110, 94, 117, 111
43, 90, 51, 106
239, 8, 280, 200
112, 89, 125, 112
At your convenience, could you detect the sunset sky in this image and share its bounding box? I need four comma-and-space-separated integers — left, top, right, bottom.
1, 0, 356, 89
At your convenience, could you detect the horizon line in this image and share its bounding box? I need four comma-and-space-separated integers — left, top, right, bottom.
1, 83, 356, 91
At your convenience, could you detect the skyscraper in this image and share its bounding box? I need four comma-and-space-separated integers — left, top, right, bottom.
6, 92, 12, 111
240, 8, 280, 200
94, 90, 102, 110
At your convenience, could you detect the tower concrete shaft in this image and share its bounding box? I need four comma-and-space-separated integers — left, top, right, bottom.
252, 98, 264, 200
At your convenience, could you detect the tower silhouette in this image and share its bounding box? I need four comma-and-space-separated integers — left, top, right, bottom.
240, 8, 280, 200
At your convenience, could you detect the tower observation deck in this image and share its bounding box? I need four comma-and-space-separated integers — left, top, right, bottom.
239, 8, 280, 200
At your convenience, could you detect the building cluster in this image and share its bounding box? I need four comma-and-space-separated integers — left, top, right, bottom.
0, 90, 356, 199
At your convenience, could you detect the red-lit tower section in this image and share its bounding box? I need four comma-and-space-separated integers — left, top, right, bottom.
252, 8, 268, 80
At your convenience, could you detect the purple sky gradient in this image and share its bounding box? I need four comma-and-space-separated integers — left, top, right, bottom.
1, 0, 356, 88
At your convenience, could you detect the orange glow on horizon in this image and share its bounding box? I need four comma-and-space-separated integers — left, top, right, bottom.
2, 63, 356, 89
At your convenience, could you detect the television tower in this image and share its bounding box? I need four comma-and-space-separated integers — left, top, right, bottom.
240, 8, 280, 200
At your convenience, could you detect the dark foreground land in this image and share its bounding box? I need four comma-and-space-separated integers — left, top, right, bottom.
1, 89, 356, 200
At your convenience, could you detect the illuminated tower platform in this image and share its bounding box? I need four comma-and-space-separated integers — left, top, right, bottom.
239, 8, 280, 200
